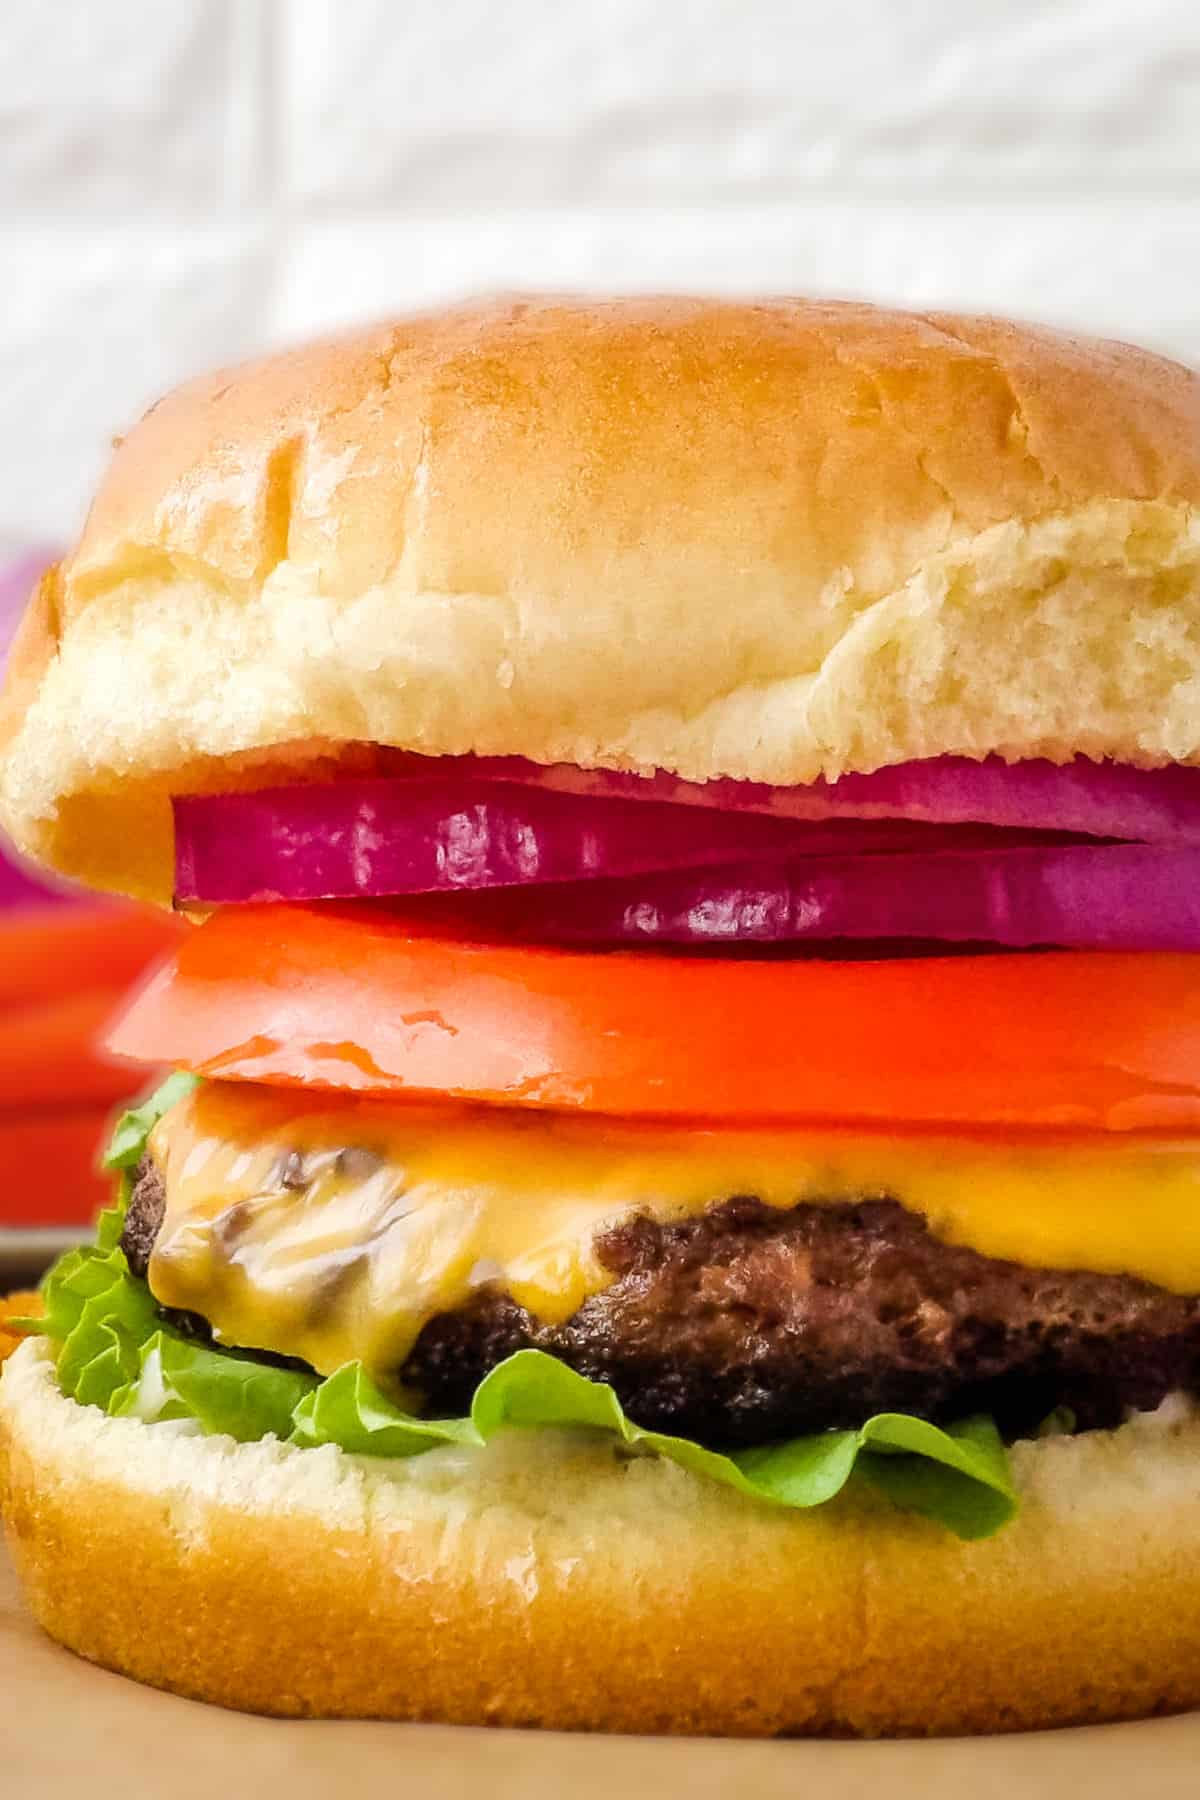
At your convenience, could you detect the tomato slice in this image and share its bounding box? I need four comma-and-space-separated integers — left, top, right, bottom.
104, 902, 1200, 1133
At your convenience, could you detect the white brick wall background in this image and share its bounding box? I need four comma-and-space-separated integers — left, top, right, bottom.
1, 0, 1198, 543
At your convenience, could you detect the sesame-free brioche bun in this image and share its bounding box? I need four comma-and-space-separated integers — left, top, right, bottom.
4, 1337, 1200, 1735
4, 296, 1200, 903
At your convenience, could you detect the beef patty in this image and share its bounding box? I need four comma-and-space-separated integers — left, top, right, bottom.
123, 1156, 1200, 1446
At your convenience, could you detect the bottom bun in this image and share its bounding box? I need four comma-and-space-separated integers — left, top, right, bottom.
4, 1338, 1200, 1735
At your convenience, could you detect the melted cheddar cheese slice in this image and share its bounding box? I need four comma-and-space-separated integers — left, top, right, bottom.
146, 1081, 1200, 1382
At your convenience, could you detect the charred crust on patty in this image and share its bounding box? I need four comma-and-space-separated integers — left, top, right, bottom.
120, 1155, 165, 1279
402, 1197, 1200, 1443
122, 1160, 1200, 1447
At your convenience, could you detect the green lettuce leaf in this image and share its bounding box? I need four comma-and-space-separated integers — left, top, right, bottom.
37, 1242, 159, 1409
22, 1072, 1019, 1542
33, 1242, 1016, 1538
32, 1236, 317, 1434
113, 1333, 317, 1442
290, 1348, 1016, 1539
103, 1070, 200, 1173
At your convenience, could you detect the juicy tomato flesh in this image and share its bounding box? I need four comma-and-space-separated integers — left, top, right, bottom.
104, 902, 1200, 1133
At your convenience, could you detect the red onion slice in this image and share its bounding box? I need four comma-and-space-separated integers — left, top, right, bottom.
176, 777, 996, 905
173, 754, 1200, 953
402, 843, 1200, 952
452, 753, 1200, 843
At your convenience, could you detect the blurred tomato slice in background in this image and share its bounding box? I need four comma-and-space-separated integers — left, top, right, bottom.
0, 1108, 132, 1228
0, 549, 185, 1231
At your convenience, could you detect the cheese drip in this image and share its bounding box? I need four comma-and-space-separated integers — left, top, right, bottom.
147, 1082, 1200, 1384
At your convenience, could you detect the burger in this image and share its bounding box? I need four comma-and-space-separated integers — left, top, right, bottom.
3, 297, 1200, 1736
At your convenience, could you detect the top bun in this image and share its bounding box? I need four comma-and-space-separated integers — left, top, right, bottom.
4, 296, 1200, 903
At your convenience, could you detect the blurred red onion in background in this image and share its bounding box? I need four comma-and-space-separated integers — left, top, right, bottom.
0, 549, 185, 1236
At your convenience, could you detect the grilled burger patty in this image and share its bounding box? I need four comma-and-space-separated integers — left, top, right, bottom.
123, 1157, 1200, 1446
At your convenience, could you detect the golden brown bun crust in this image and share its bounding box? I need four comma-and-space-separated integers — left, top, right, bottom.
4, 297, 1200, 901
5, 1340, 1200, 1735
